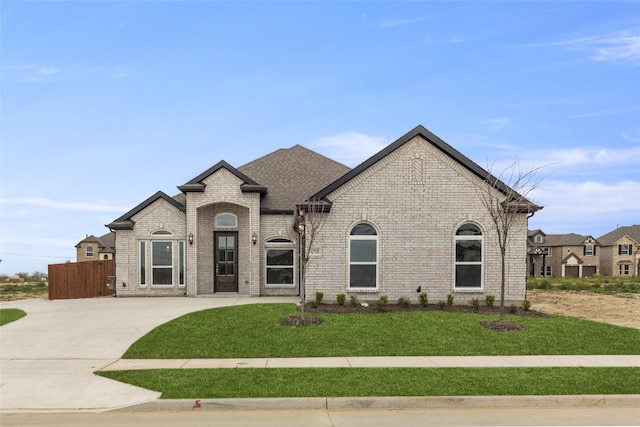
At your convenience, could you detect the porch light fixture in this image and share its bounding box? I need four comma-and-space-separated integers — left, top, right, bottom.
188, 233, 194, 245
252, 232, 257, 245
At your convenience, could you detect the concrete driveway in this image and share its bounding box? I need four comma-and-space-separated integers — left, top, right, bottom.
0, 296, 297, 412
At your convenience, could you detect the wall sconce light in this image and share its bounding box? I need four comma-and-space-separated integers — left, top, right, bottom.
188, 233, 194, 245
252, 232, 257, 245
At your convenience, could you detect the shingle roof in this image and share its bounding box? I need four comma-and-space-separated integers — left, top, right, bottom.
238, 145, 350, 212
75, 232, 116, 253
534, 233, 593, 247
597, 225, 640, 246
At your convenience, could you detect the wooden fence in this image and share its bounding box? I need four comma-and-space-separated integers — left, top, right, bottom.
48, 260, 115, 300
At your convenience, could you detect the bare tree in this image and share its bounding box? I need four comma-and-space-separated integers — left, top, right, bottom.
480, 160, 545, 320
292, 198, 330, 318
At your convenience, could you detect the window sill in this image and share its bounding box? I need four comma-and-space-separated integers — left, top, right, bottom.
453, 287, 484, 293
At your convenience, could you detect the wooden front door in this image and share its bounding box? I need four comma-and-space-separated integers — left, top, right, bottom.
214, 232, 238, 292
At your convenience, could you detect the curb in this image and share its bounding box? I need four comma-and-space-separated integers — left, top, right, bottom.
114, 394, 640, 412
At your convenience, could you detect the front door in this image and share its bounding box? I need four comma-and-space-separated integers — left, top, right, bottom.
214, 232, 238, 292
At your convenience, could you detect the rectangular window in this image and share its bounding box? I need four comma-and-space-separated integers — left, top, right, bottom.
541, 266, 552, 277
178, 241, 185, 286
152, 241, 173, 285
619, 244, 630, 255
584, 244, 594, 256
349, 240, 377, 288
619, 264, 630, 275
139, 241, 146, 286
266, 249, 294, 285
86, 246, 94, 257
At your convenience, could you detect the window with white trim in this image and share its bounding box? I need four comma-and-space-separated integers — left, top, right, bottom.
619, 244, 631, 255
215, 213, 237, 228
349, 223, 378, 289
534, 235, 543, 243
455, 223, 483, 289
584, 244, 595, 256
265, 238, 294, 286
86, 245, 94, 257
178, 241, 185, 286
139, 241, 146, 285
152, 241, 173, 285
619, 264, 630, 275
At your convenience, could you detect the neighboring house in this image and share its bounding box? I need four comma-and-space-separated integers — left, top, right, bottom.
597, 225, 640, 276
527, 230, 600, 278
75, 232, 116, 262
107, 125, 541, 303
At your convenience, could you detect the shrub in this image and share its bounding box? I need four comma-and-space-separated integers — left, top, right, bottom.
336, 294, 346, 306
378, 295, 389, 306
521, 299, 532, 311
397, 297, 410, 308
315, 291, 324, 304
446, 294, 454, 307
509, 305, 518, 314
419, 291, 429, 307
350, 295, 358, 307
470, 298, 480, 311
485, 294, 495, 307
438, 301, 446, 309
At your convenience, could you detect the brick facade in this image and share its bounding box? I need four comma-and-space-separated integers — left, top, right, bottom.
109, 126, 536, 302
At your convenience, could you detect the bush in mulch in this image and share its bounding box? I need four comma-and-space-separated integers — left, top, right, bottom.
281, 303, 543, 329
303, 302, 547, 318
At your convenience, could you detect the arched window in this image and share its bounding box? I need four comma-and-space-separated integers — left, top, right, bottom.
349, 223, 378, 289
265, 238, 294, 286
455, 223, 483, 289
215, 213, 237, 228
86, 245, 94, 257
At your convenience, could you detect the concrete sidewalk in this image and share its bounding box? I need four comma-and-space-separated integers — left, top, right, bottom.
1, 297, 639, 414
102, 354, 640, 371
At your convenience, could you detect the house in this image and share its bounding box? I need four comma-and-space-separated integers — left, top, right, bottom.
597, 225, 640, 276
107, 125, 541, 303
527, 230, 600, 278
75, 232, 116, 262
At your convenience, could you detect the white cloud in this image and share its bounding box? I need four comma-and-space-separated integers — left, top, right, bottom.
312, 132, 389, 167
0, 198, 130, 212
537, 145, 640, 168
480, 117, 510, 131
2, 64, 129, 82
621, 130, 640, 143
380, 16, 429, 28
529, 180, 640, 235
538, 30, 640, 66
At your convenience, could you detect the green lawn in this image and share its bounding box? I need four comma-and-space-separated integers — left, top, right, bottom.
0, 308, 27, 326
123, 303, 640, 359
98, 367, 640, 398
103, 303, 640, 398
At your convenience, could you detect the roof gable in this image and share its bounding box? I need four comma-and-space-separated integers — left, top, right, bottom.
107, 191, 185, 230
178, 160, 265, 194
311, 125, 542, 212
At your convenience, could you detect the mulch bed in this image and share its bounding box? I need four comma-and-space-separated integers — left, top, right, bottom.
280, 302, 547, 331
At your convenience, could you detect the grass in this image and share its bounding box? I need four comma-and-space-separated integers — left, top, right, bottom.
0, 282, 48, 301
97, 367, 640, 398
0, 308, 27, 326
123, 304, 640, 359
527, 276, 640, 294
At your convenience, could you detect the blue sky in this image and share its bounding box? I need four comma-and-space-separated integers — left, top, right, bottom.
1, 1, 639, 275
